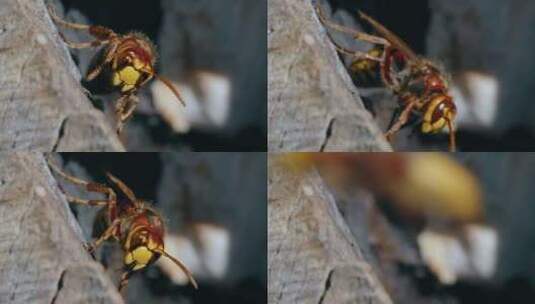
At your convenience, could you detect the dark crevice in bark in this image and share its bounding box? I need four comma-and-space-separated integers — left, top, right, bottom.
317, 269, 334, 304
50, 269, 66, 304
320, 118, 335, 152
52, 116, 68, 151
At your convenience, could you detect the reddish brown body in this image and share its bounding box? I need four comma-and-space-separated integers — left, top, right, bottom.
317, 6, 457, 151
48, 6, 185, 134
109, 197, 164, 245
115, 37, 154, 67
48, 159, 198, 292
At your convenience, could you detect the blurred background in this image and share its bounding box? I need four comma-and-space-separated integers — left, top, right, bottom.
52, 152, 266, 303
318, 0, 535, 151
48, 0, 266, 151
283, 152, 535, 303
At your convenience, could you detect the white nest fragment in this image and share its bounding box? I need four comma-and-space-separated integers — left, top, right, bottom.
151, 71, 232, 133
157, 222, 230, 285
451, 71, 499, 130
417, 224, 498, 285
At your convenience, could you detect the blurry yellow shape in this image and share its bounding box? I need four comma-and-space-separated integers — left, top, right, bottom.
391, 153, 483, 222
275, 153, 317, 173
277, 152, 483, 223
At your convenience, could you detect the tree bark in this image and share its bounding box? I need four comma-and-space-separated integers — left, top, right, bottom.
268, 0, 391, 152
0, 0, 124, 151
0, 153, 123, 304
268, 155, 392, 304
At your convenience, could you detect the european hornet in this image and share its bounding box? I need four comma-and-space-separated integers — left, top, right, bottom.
47, 158, 198, 291
48, 6, 185, 134
316, 5, 457, 151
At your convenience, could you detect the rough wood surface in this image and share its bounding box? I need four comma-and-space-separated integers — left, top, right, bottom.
268, 155, 393, 304
268, 0, 391, 152
0, 0, 124, 151
0, 153, 123, 304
